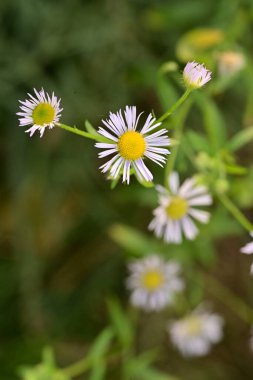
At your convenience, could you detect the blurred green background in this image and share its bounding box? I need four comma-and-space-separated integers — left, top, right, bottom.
2, 0, 253, 378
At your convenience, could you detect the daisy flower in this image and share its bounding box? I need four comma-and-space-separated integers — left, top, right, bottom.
240, 232, 253, 275
126, 254, 184, 312
95, 106, 170, 184
149, 172, 212, 244
17, 88, 63, 138
168, 306, 224, 357
183, 61, 211, 89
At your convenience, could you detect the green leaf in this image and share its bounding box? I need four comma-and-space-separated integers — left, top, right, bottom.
226, 126, 253, 152
89, 327, 114, 361
184, 130, 211, 153
194, 92, 227, 151
124, 352, 179, 380
108, 224, 157, 256
225, 163, 247, 175
88, 362, 106, 380
85, 120, 98, 135
107, 298, 133, 349
110, 176, 120, 190
155, 74, 178, 113
19, 347, 70, 380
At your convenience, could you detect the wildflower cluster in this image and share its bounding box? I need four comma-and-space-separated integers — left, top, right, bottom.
17, 57, 253, 371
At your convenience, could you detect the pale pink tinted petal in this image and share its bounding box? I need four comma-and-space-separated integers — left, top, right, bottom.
240, 242, 253, 255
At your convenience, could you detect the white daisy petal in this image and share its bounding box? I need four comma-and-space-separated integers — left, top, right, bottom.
110, 157, 124, 178
169, 171, 180, 194
188, 208, 210, 224
98, 148, 118, 158
140, 113, 154, 134
188, 194, 212, 206
240, 233, 253, 275
98, 127, 118, 142
185, 185, 210, 199
178, 177, 196, 196
123, 160, 131, 184
100, 154, 120, 172
96, 106, 170, 184
240, 241, 253, 255
181, 216, 199, 240
95, 142, 116, 149
17, 88, 62, 137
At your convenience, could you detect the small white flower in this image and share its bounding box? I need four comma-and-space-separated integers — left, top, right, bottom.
183, 61, 211, 89
126, 254, 184, 312
240, 232, 253, 275
168, 307, 224, 357
17, 88, 63, 138
149, 172, 212, 244
95, 106, 170, 184
218, 51, 245, 76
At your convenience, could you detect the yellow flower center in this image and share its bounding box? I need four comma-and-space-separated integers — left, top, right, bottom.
118, 131, 146, 160
142, 270, 164, 291
184, 317, 202, 336
32, 103, 55, 125
166, 196, 188, 220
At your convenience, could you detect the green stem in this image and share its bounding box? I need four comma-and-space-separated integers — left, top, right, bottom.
63, 355, 92, 378
205, 273, 253, 325
164, 99, 193, 186
63, 351, 122, 378
56, 123, 110, 143
219, 193, 253, 232
156, 88, 192, 124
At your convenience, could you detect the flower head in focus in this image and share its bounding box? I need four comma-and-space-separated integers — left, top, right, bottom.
17, 88, 63, 138
95, 106, 170, 184
149, 172, 212, 244
183, 61, 211, 89
126, 254, 184, 311
240, 232, 253, 275
168, 306, 224, 357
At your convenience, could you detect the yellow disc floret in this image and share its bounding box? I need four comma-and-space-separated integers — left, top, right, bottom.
118, 131, 146, 160
166, 196, 188, 220
32, 103, 55, 125
142, 270, 164, 291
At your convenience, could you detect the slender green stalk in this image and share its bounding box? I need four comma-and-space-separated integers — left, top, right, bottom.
56, 123, 110, 143
164, 99, 192, 186
156, 88, 192, 124
205, 273, 253, 325
219, 193, 253, 232
63, 351, 122, 378
63, 355, 92, 378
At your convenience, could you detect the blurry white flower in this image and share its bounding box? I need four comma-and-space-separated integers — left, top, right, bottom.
95, 106, 170, 184
126, 254, 184, 311
149, 172, 212, 244
217, 51, 245, 76
17, 88, 62, 138
240, 232, 253, 275
168, 307, 224, 357
183, 61, 211, 88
